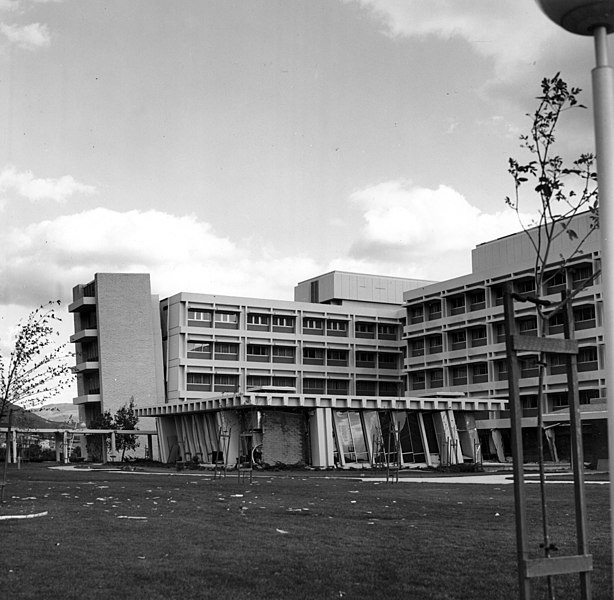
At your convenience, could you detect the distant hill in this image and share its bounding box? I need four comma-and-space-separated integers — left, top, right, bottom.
35, 403, 80, 426
0, 403, 78, 429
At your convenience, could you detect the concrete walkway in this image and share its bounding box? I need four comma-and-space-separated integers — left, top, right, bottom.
48, 465, 610, 485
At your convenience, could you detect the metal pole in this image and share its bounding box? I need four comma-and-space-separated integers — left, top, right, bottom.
591, 25, 614, 587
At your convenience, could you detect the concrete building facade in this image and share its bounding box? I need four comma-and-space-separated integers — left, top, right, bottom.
70, 213, 607, 468
69, 273, 164, 458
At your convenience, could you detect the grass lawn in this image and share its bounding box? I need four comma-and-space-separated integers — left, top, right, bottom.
0, 464, 611, 600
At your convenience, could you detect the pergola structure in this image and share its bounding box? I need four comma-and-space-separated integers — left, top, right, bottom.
0, 427, 158, 464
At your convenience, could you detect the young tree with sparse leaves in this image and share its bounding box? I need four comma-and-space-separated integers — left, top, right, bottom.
0, 301, 74, 424
506, 73, 599, 290
505, 73, 599, 600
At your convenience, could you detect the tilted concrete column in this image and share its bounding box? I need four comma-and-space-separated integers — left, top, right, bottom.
309, 408, 334, 468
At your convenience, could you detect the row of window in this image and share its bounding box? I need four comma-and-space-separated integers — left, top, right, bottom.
187, 308, 399, 339
408, 265, 595, 324
507, 389, 599, 412
409, 346, 600, 390
185, 373, 401, 396
187, 341, 400, 368
409, 306, 597, 357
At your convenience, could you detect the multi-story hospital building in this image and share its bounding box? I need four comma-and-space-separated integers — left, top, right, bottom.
69, 212, 607, 468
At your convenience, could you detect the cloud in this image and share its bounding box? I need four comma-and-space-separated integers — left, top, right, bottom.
341, 179, 533, 279
0, 165, 96, 204
346, 0, 558, 78
0, 208, 322, 308
0, 21, 50, 49
0, 1, 20, 11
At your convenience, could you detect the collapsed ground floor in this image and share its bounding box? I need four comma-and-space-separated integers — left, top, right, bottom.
140, 393, 499, 469
139, 393, 610, 470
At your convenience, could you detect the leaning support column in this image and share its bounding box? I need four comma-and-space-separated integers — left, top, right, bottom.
309, 408, 334, 468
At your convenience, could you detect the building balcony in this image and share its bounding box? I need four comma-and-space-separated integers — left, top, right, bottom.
70, 329, 98, 343
74, 360, 100, 373
68, 296, 97, 312
73, 393, 101, 406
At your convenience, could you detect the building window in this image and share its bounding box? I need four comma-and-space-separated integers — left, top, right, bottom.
80, 310, 97, 329
427, 335, 443, 355
327, 379, 349, 395
448, 295, 465, 315
303, 318, 324, 333
273, 315, 295, 331
188, 309, 212, 326
469, 290, 486, 311
451, 365, 467, 386
547, 310, 565, 335
215, 312, 238, 323
378, 353, 398, 369
411, 372, 426, 390
214, 312, 239, 329
571, 264, 593, 289
518, 316, 538, 336
214, 374, 239, 392
84, 372, 100, 395
355, 322, 376, 338
429, 369, 443, 388
549, 392, 568, 409
492, 286, 505, 306
411, 340, 425, 357
549, 353, 567, 375
247, 345, 269, 362
409, 305, 424, 324
303, 378, 325, 394
356, 351, 376, 368
496, 360, 508, 381
79, 341, 99, 362
356, 380, 377, 396
303, 347, 325, 365
327, 349, 349, 366
272, 346, 296, 363
520, 355, 539, 378
272, 376, 296, 388
427, 301, 442, 320
578, 346, 598, 372
215, 343, 239, 360
187, 341, 212, 359
579, 389, 600, 405
247, 314, 270, 330
187, 372, 212, 391
545, 270, 566, 294
379, 381, 399, 397
522, 395, 538, 410
470, 326, 487, 347
377, 324, 398, 340
574, 305, 596, 330
471, 363, 488, 384
327, 320, 348, 336
247, 375, 270, 389
449, 330, 466, 351
515, 279, 536, 295
493, 323, 505, 344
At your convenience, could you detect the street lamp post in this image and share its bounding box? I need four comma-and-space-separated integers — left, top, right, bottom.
536, 0, 614, 590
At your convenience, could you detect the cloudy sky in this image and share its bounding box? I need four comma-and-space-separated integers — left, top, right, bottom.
0, 1, 603, 370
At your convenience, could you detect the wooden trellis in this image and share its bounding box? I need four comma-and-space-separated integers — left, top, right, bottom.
503, 283, 592, 599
